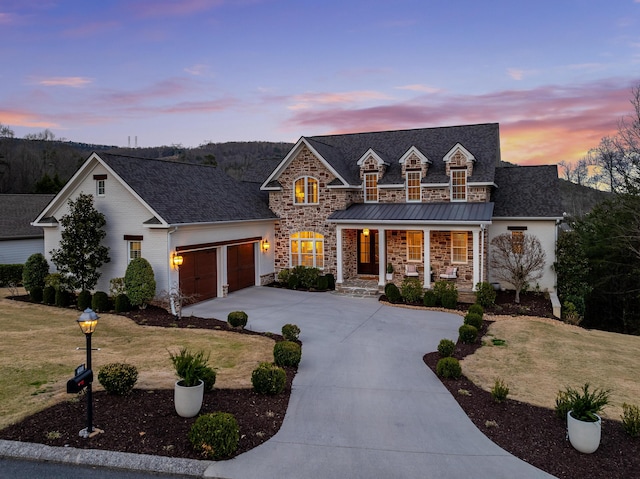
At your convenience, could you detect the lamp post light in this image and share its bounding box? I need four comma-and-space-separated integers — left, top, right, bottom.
77, 308, 102, 438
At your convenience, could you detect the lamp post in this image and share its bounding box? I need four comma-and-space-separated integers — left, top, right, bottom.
77, 308, 100, 438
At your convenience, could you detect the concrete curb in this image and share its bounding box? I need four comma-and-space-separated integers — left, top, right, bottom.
0, 439, 213, 477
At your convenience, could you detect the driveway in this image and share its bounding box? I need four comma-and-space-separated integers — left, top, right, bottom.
184, 287, 554, 479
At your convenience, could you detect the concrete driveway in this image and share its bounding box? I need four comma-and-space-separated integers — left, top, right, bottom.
184, 287, 554, 479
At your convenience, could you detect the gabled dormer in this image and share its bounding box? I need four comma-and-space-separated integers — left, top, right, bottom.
444, 144, 475, 202
399, 147, 430, 202
357, 149, 388, 203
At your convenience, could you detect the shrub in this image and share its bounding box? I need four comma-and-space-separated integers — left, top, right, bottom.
437, 338, 456, 358
384, 282, 402, 303
43, 285, 56, 305
44, 273, 62, 290
91, 291, 109, 312
400, 277, 423, 304
274, 341, 302, 367
124, 257, 156, 308
475, 282, 496, 307
458, 324, 478, 344
114, 293, 131, 313
22, 253, 49, 293
0, 264, 23, 287
562, 301, 583, 326
227, 311, 248, 329
316, 275, 329, 290
77, 290, 92, 310
251, 362, 286, 395
325, 273, 335, 290
109, 277, 126, 297
282, 323, 301, 342
621, 403, 640, 437
555, 383, 610, 422
423, 290, 437, 307
491, 378, 509, 402
287, 274, 300, 290
554, 390, 573, 420
200, 366, 217, 393
463, 312, 483, 330
97, 363, 138, 395
169, 348, 210, 387
55, 288, 70, 308
277, 268, 290, 284
188, 412, 239, 460
436, 357, 462, 379
29, 286, 43, 303
290, 266, 320, 289
440, 289, 458, 309
468, 304, 484, 317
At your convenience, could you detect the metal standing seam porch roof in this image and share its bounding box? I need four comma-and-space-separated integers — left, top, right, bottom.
327, 202, 494, 224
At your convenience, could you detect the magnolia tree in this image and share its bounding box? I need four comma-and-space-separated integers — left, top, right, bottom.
490, 232, 546, 303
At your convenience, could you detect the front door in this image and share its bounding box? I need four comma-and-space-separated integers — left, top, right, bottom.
357, 229, 379, 275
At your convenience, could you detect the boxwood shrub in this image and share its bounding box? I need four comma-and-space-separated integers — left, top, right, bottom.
274, 340, 301, 367
401, 277, 423, 304
463, 312, 483, 330
188, 412, 239, 460
114, 293, 131, 313
227, 311, 248, 329
437, 338, 456, 358
251, 362, 286, 395
423, 290, 437, 307
436, 357, 462, 379
281, 323, 301, 342
92, 291, 109, 312
98, 362, 138, 395
77, 290, 92, 310
384, 282, 402, 303
458, 324, 478, 344
43, 285, 56, 305
29, 286, 43, 303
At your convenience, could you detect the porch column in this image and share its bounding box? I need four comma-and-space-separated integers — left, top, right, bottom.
220, 245, 228, 297
423, 228, 431, 289
378, 228, 386, 287
336, 225, 343, 284
472, 228, 480, 291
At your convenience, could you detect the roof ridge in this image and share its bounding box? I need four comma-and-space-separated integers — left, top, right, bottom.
307, 122, 498, 140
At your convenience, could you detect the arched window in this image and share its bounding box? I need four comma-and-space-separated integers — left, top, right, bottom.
294, 177, 318, 204
290, 231, 324, 268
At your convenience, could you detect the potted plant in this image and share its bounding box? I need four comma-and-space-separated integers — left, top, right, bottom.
169, 347, 210, 418
386, 263, 394, 281
562, 383, 610, 453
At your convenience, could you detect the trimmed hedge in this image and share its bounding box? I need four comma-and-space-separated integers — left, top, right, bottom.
92, 291, 110, 312
436, 357, 462, 379
274, 341, 301, 367
251, 362, 286, 395
227, 311, 248, 329
458, 324, 478, 344
98, 363, 138, 395
188, 412, 239, 460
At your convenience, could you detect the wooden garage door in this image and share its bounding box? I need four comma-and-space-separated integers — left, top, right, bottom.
180, 249, 217, 302
227, 243, 255, 293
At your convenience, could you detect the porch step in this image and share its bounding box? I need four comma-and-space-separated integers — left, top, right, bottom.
334, 279, 381, 297
458, 291, 476, 304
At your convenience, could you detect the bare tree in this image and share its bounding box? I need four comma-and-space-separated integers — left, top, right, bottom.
0, 123, 14, 138
490, 233, 546, 303
158, 282, 199, 319
558, 159, 590, 186
588, 136, 629, 192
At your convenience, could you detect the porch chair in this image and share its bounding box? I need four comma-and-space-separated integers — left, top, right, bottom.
405, 264, 419, 277
439, 266, 458, 280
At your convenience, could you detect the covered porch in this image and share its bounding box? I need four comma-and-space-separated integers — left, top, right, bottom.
328, 202, 494, 292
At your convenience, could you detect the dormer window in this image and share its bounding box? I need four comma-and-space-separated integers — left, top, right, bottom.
364, 172, 378, 202
294, 176, 318, 204
451, 169, 467, 201
406, 171, 421, 202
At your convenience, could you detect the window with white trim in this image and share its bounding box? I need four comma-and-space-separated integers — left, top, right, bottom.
364, 172, 378, 202
451, 232, 468, 263
96, 179, 105, 196
290, 231, 324, 268
406, 171, 421, 202
128, 241, 141, 263
294, 177, 318, 204
407, 231, 422, 262
451, 169, 467, 201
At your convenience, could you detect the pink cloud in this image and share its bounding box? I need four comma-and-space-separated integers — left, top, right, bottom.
288, 90, 393, 111
284, 79, 635, 165
129, 0, 224, 18
0, 109, 59, 128
37, 77, 93, 87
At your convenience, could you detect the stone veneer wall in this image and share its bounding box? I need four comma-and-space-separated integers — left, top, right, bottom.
377, 185, 490, 203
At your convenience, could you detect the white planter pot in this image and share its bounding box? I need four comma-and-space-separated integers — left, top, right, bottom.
567, 411, 602, 454
174, 379, 204, 418
386, 273, 393, 281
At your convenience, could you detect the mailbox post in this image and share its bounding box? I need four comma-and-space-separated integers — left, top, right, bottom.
75, 308, 101, 438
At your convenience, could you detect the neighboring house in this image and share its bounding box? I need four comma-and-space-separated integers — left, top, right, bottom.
262, 123, 564, 292
32, 123, 565, 303
32, 153, 278, 300
0, 194, 55, 264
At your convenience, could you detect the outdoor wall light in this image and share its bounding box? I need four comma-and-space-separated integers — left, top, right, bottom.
363, 228, 370, 236
172, 254, 183, 268
261, 239, 270, 253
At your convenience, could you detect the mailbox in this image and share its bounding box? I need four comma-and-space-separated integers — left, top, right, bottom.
67, 369, 93, 393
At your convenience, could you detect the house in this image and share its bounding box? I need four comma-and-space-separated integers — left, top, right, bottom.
0, 194, 55, 264
32, 123, 564, 303
262, 123, 563, 293
32, 153, 278, 300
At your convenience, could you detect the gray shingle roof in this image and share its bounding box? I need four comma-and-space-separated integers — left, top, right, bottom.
0, 194, 55, 239
492, 165, 563, 218
328, 202, 494, 223
99, 153, 277, 224
305, 123, 500, 186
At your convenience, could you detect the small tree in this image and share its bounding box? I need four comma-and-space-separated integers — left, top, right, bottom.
490, 232, 546, 303
22, 253, 49, 293
124, 257, 156, 309
50, 193, 110, 291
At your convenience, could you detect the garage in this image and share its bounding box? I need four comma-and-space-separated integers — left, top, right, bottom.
227, 243, 255, 293
179, 249, 217, 302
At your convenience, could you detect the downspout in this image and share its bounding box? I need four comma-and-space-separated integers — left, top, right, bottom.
480, 224, 485, 284
168, 226, 178, 316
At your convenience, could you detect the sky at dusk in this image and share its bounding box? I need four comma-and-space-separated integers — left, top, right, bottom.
1, 0, 639, 165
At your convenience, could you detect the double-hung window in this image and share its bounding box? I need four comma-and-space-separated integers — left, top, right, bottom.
406, 171, 421, 202
364, 172, 378, 202
128, 241, 141, 263
294, 177, 318, 204
451, 232, 468, 263
450, 169, 467, 201
407, 231, 422, 262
